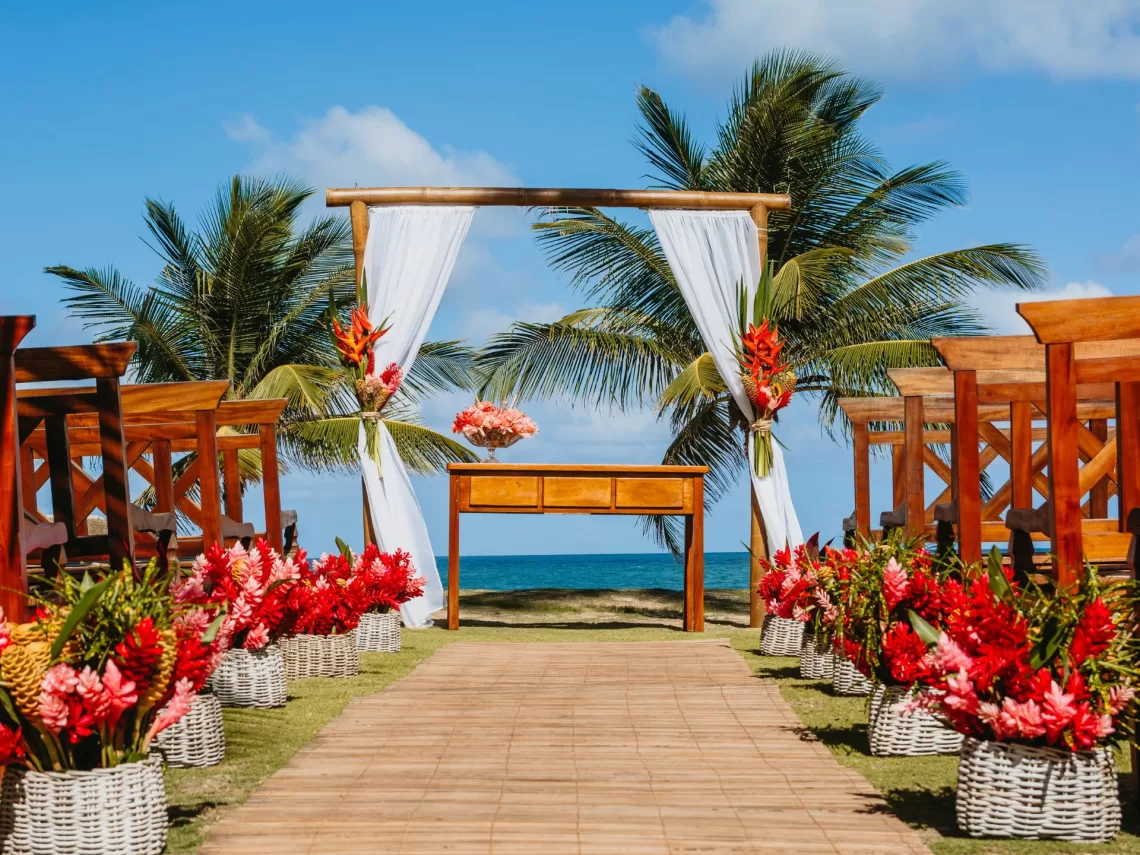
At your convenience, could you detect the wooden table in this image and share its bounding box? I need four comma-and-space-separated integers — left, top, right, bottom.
447, 463, 708, 631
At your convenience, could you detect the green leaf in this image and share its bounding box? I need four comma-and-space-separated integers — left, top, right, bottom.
908, 609, 940, 646
79, 570, 94, 594
335, 537, 354, 563
986, 546, 1013, 602
0, 686, 20, 727
201, 611, 227, 645
1030, 616, 1064, 671
51, 579, 111, 660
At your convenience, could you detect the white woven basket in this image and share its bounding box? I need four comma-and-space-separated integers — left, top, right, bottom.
956, 737, 1121, 842
0, 756, 166, 855
867, 685, 962, 756
798, 633, 834, 680
831, 658, 873, 696
355, 611, 401, 653
207, 644, 287, 708
151, 691, 225, 768
759, 616, 804, 657
280, 631, 359, 680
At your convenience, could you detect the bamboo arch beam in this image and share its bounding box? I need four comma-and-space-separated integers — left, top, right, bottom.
326, 186, 793, 212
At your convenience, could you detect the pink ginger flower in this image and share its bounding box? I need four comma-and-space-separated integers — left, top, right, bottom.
229, 596, 254, 627
41, 663, 79, 696
0, 607, 10, 655
933, 633, 973, 673
1000, 698, 1046, 740
882, 557, 909, 611
944, 668, 979, 716
101, 660, 138, 718
176, 609, 213, 635
38, 692, 68, 733
145, 678, 196, 744
1042, 680, 1078, 744
243, 623, 270, 650
75, 667, 111, 722
379, 362, 403, 394
1109, 685, 1136, 715
891, 692, 937, 716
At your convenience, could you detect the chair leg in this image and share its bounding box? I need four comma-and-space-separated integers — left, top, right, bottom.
283, 523, 296, 556
935, 521, 956, 560
1009, 529, 1035, 586
42, 545, 65, 579
842, 529, 855, 549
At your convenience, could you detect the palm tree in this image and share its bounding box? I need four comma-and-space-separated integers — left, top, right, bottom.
48, 175, 475, 505
476, 51, 1045, 551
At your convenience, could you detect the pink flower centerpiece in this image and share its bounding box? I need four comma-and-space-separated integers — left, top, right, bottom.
452, 401, 538, 462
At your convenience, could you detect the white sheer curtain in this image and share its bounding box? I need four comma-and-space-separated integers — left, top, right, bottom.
648, 209, 803, 553
360, 206, 474, 627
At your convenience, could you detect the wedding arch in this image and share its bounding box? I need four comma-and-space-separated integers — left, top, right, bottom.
326, 186, 804, 628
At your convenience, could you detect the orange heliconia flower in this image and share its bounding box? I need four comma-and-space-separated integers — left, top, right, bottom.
333, 307, 387, 367
738, 319, 786, 380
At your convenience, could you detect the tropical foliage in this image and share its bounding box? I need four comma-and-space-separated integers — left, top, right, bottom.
47, 176, 476, 496
476, 51, 1045, 550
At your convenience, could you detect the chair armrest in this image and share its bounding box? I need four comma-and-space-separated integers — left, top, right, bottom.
933, 501, 958, 524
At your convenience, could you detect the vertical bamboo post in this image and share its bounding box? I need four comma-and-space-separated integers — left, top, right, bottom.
748, 203, 770, 628
349, 200, 376, 545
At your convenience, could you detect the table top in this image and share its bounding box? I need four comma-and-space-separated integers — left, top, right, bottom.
447, 463, 709, 475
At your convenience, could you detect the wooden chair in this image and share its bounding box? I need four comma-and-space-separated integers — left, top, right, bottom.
932, 335, 1132, 569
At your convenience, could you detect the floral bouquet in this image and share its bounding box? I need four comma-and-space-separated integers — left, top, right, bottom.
173, 539, 302, 651
908, 550, 1137, 752
349, 544, 425, 615
0, 559, 224, 771
280, 551, 370, 637
757, 541, 834, 631
453, 401, 538, 462
734, 270, 794, 478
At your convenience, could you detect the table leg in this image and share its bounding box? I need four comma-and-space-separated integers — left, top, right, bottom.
693, 477, 705, 632
683, 514, 694, 631
448, 474, 460, 631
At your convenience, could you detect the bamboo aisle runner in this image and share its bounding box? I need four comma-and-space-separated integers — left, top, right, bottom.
202, 640, 931, 854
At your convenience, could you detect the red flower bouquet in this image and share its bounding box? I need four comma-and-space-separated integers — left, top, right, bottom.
173, 539, 302, 651
280, 552, 371, 636
350, 545, 425, 615
909, 552, 1138, 752
0, 560, 226, 771
453, 401, 538, 462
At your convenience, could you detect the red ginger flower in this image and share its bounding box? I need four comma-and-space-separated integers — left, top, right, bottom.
881, 623, 931, 685
1069, 598, 1116, 667
113, 616, 164, 693
0, 723, 25, 765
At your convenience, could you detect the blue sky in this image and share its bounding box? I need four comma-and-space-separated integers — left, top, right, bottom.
3, 1, 1140, 560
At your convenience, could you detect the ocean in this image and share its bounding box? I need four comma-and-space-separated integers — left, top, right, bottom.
435, 552, 752, 590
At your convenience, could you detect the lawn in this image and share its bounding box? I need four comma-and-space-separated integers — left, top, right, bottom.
165, 597, 1140, 855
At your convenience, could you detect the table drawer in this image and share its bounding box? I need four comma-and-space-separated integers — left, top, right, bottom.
468, 476, 539, 508
615, 477, 684, 509
544, 477, 611, 508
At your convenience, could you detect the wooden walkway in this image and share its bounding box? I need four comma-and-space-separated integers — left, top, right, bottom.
202, 640, 931, 854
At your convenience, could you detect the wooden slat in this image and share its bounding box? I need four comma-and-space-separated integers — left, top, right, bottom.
1019, 296, 1140, 343
933, 336, 1044, 371
14, 343, 136, 383
904, 397, 925, 537
95, 377, 134, 567
448, 463, 708, 475
259, 425, 283, 554
954, 370, 982, 562
1078, 436, 1117, 498
1045, 343, 1083, 585
223, 449, 242, 523
197, 410, 222, 546
1117, 382, 1140, 535
1, 317, 35, 621
328, 185, 793, 210
852, 422, 870, 536
469, 476, 540, 507
1075, 356, 1140, 384
544, 477, 611, 508
1010, 401, 1034, 512
152, 441, 174, 513
1089, 419, 1110, 519
920, 446, 952, 486
868, 429, 952, 445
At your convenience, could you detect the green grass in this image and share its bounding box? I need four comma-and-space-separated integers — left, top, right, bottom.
165, 620, 1140, 855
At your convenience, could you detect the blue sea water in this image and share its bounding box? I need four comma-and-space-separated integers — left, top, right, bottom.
435, 552, 752, 590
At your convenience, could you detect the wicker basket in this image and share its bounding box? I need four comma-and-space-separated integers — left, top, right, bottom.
355, 611, 401, 653
798, 633, 835, 680
759, 616, 804, 657
0, 756, 166, 855
831, 658, 874, 696
280, 631, 359, 680
208, 644, 287, 708
151, 691, 225, 768
956, 737, 1121, 842
867, 685, 962, 756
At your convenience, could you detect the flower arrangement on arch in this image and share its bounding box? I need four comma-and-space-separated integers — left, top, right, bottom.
172, 539, 302, 651
453, 401, 538, 462
734, 270, 795, 478
904, 551, 1138, 753
0, 559, 227, 771
333, 306, 402, 416
349, 544, 425, 615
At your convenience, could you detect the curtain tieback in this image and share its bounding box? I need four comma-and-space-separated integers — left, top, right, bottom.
359, 411, 385, 422
750, 416, 772, 435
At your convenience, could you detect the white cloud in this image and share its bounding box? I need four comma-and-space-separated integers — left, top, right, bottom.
651, 0, 1140, 81
228, 106, 520, 190
459, 301, 567, 346
975, 280, 1113, 334
1098, 233, 1140, 271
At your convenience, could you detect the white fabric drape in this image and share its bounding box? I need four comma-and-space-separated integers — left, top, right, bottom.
360, 206, 474, 627
648, 209, 803, 553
